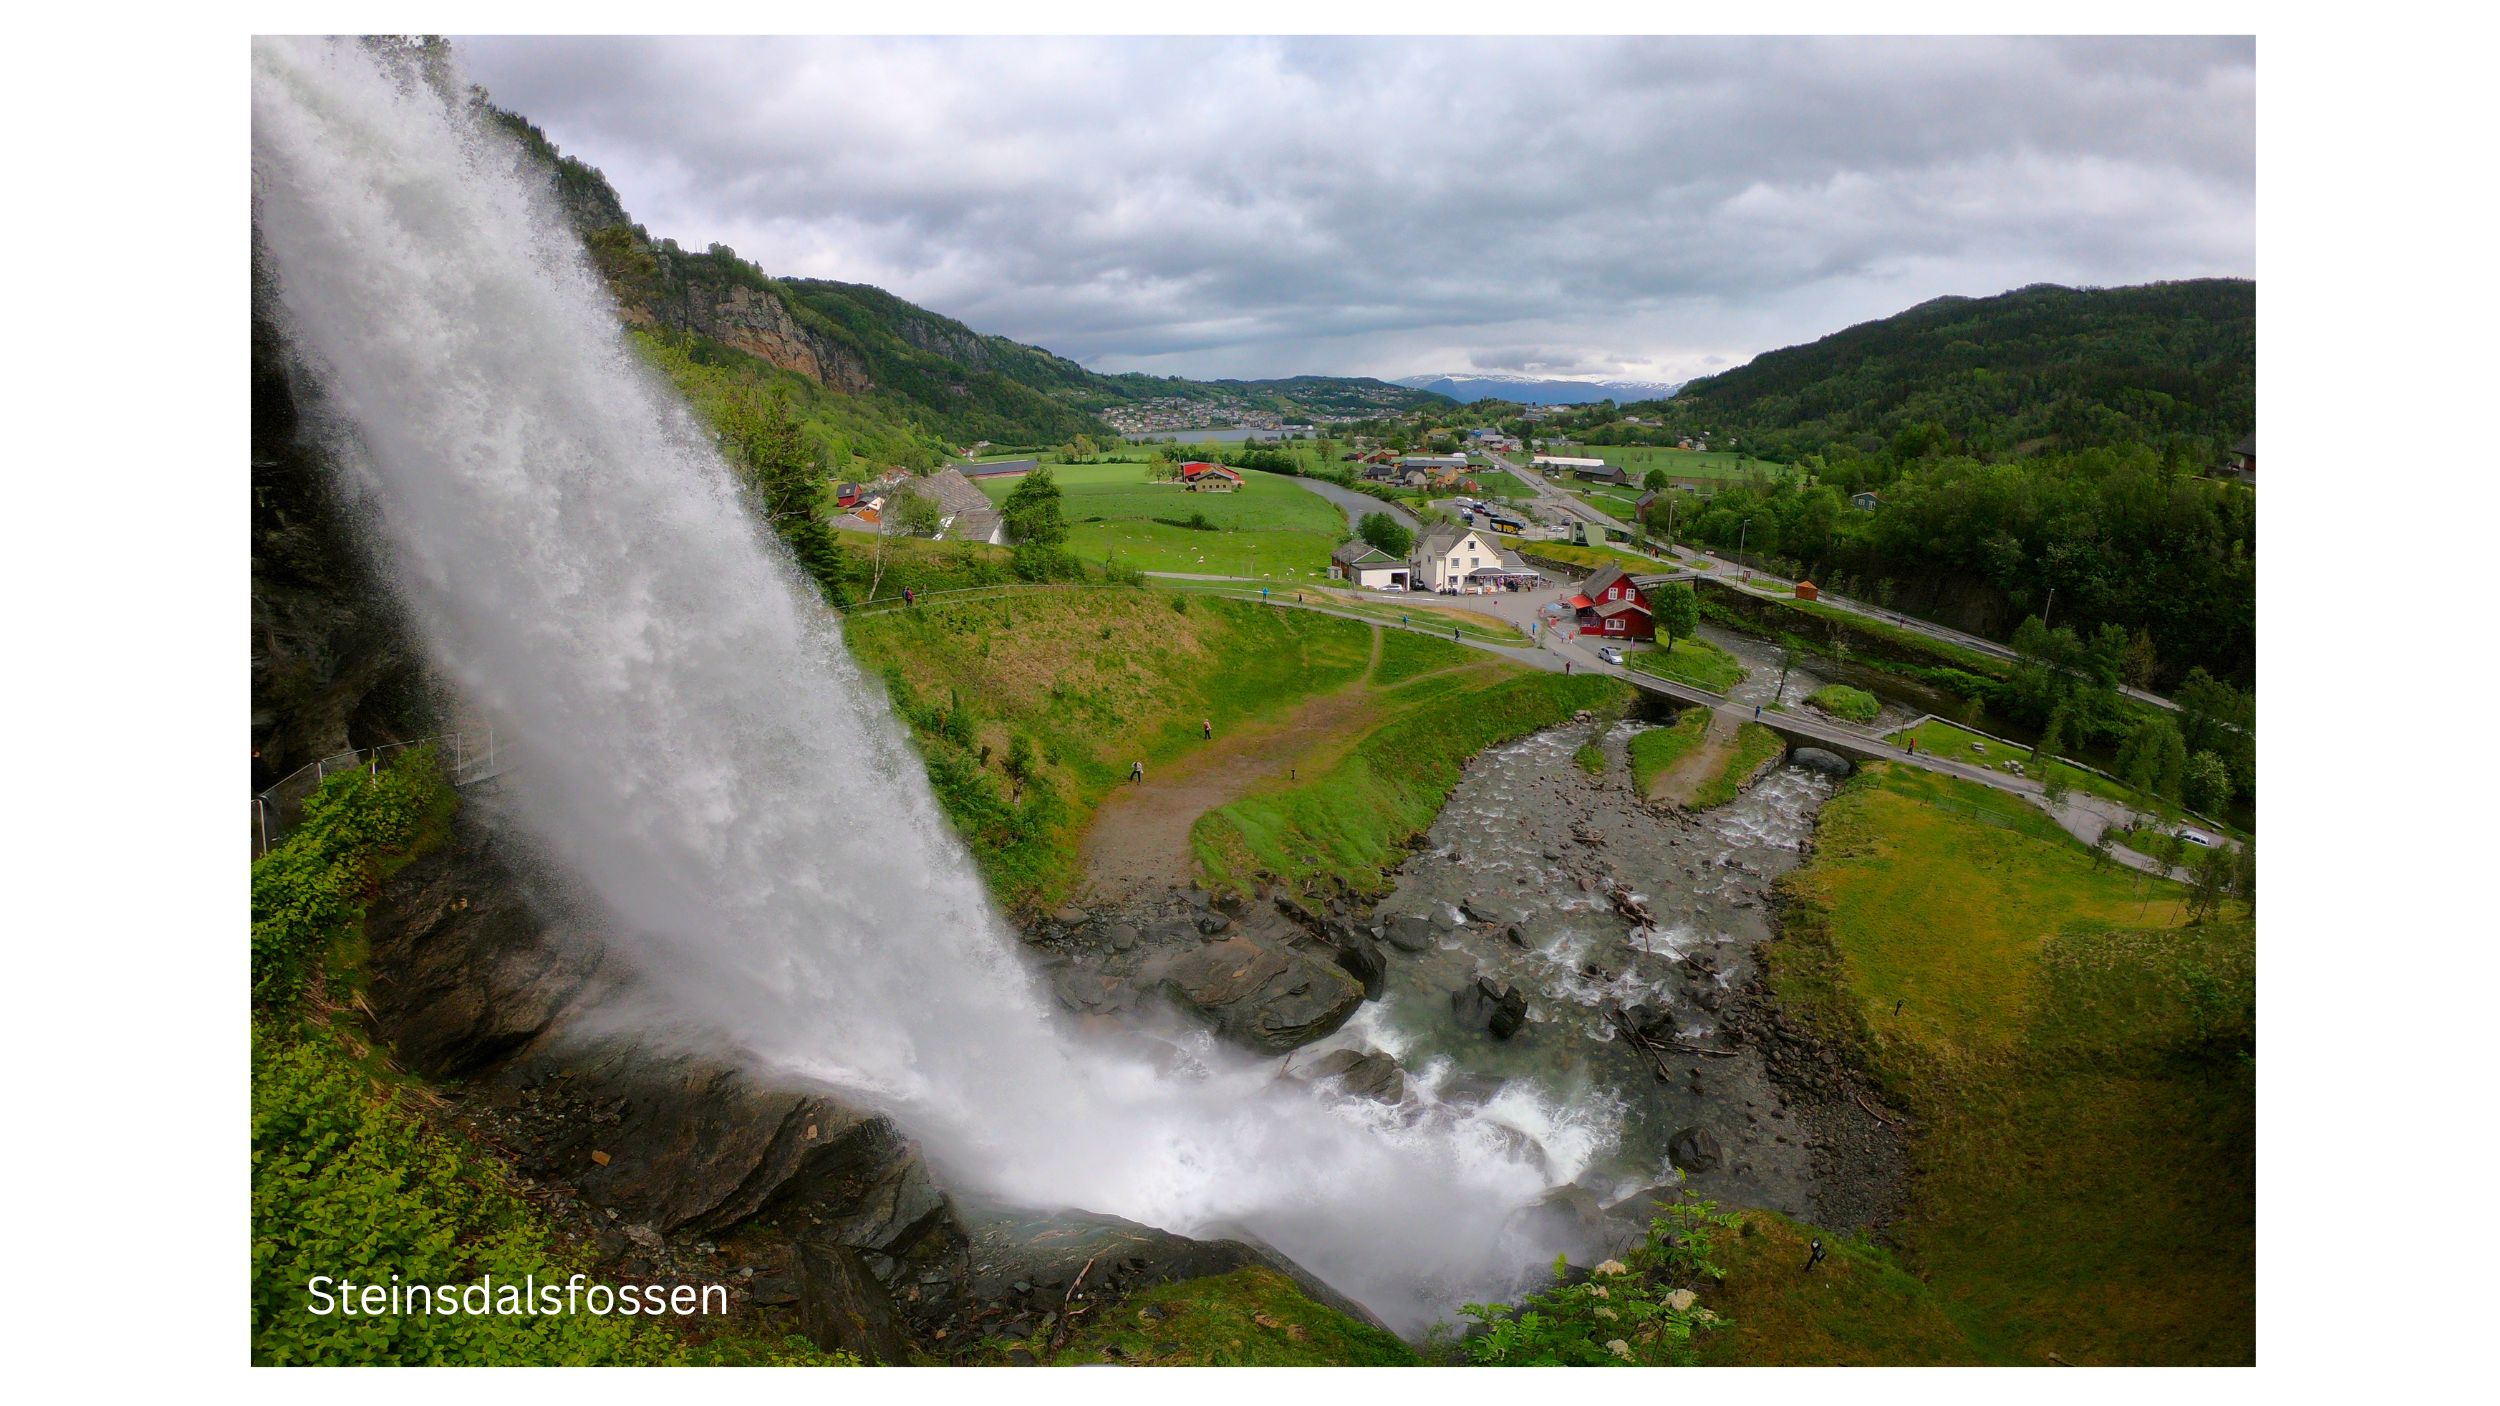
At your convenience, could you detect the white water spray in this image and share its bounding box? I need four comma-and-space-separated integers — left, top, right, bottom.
251, 37, 1600, 1330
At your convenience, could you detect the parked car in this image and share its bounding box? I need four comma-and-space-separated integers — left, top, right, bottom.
1596, 645, 1625, 665
2175, 828, 2215, 847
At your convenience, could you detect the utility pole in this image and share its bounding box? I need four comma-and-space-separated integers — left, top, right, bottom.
1738, 517, 1752, 566
2041, 584, 2056, 630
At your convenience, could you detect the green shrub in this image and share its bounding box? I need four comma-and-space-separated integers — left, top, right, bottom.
1805, 684, 1880, 723
250, 750, 452, 1008
1462, 1191, 1742, 1365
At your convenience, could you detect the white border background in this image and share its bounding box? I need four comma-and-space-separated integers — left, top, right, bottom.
7, 2, 2483, 1398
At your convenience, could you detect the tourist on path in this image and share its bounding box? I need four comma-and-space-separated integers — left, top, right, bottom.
1202, 719, 1213, 741
1805, 1238, 1828, 1273
1130, 760, 1144, 785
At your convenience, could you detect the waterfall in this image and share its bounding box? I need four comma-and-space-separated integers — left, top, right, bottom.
250, 36, 1585, 1331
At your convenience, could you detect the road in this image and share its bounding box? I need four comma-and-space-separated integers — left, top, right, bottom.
1288, 474, 1419, 535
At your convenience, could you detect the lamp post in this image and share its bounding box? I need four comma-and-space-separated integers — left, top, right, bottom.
1738, 516, 1753, 565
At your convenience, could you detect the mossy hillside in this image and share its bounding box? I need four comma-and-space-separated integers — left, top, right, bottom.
1767, 762, 2254, 1364
844, 589, 1375, 910
1026, 1268, 1417, 1366
250, 756, 851, 1366
1192, 670, 1633, 899
1626, 634, 1746, 692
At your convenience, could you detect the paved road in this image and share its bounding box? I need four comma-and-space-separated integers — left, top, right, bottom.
1286, 474, 1419, 535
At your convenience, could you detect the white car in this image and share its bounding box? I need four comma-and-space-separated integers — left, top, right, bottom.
1595, 645, 1625, 665
2175, 828, 2215, 848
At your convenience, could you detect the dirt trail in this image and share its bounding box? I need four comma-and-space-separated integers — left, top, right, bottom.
1077, 626, 1390, 903
1646, 710, 1740, 808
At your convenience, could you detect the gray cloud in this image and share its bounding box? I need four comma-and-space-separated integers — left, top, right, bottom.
455, 35, 2254, 382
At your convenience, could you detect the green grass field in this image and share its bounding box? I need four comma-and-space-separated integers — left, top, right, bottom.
1897, 718, 2142, 809
846, 589, 1375, 908
1626, 636, 1746, 692
1626, 709, 1712, 793
976, 461, 1348, 578
1766, 764, 2252, 1364
1692, 722, 1786, 807
1548, 443, 1792, 483
1193, 670, 1632, 898
1161, 579, 1523, 645
1497, 534, 1669, 576
1805, 683, 1880, 722
1027, 1268, 1416, 1366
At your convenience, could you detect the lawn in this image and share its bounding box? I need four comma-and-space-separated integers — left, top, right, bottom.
1691, 722, 1786, 807
1626, 709, 1712, 793
845, 589, 1375, 909
1767, 764, 2252, 1364
977, 461, 1347, 578
1626, 636, 1746, 693
1495, 534, 1669, 576
1193, 669, 1632, 898
1897, 718, 2139, 809
1805, 683, 1879, 723
1161, 578, 1524, 645
1546, 443, 1793, 483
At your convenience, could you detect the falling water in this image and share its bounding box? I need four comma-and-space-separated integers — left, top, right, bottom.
250, 36, 1575, 1330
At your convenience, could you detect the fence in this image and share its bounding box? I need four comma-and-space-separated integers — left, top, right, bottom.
250, 728, 504, 857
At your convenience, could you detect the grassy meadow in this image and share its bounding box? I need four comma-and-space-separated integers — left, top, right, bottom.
1625, 635, 1747, 692
1626, 709, 1712, 793
1764, 763, 2254, 1364
977, 460, 1346, 577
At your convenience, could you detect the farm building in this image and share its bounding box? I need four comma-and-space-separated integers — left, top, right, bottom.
1179, 462, 1242, 492
1329, 540, 1410, 590
1793, 580, 1820, 601
913, 467, 1005, 545
959, 457, 1040, 480
1851, 491, 1880, 511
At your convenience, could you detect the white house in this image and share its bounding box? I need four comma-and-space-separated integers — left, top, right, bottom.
1330, 539, 1410, 590
1411, 523, 1505, 592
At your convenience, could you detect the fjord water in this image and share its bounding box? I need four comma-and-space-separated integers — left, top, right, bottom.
249, 36, 1573, 1329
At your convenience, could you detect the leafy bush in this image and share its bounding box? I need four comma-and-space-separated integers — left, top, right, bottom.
1461, 1191, 1742, 1365
1805, 684, 1880, 722
251, 750, 451, 1008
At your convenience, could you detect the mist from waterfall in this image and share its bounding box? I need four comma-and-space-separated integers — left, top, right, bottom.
249, 36, 1589, 1331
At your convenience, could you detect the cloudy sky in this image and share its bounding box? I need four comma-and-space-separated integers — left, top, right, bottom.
457, 35, 2254, 384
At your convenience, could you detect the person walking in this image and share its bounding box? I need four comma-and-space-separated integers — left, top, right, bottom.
902, 586, 915, 607
1130, 760, 1144, 785
1753, 704, 1762, 720
1805, 1238, 1828, 1273
1202, 718, 1213, 741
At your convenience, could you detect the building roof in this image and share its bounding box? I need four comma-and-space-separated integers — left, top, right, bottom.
1581, 563, 1629, 599
913, 467, 1003, 543
1414, 522, 1482, 560
958, 457, 1040, 478
1399, 454, 1469, 469
1533, 455, 1610, 469
2231, 432, 2255, 456
1590, 597, 1652, 619
1332, 540, 1400, 568
1181, 462, 1242, 479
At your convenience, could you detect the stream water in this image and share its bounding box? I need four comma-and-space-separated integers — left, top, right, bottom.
1310, 718, 1844, 1220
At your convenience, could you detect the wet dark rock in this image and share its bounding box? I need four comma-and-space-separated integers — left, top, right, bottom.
1297, 1047, 1405, 1103
1330, 933, 1388, 1000
1156, 933, 1363, 1053
1383, 913, 1437, 953
1451, 977, 1529, 1040
750, 1272, 800, 1306
1104, 924, 1141, 952
798, 1236, 911, 1364
1668, 1125, 1726, 1174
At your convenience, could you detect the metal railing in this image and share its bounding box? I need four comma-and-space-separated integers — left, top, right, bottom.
250, 728, 504, 857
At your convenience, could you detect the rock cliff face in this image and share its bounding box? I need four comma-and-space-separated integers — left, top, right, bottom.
250, 261, 436, 784
637, 262, 875, 395
364, 817, 970, 1360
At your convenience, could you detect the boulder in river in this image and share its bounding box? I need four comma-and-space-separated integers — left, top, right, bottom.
1452, 977, 1529, 1040
1383, 912, 1437, 953
1156, 933, 1364, 1053
1330, 932, 1388, 1000
1297, 1047, 1405, 1104
1668, 1125, 1725, 1174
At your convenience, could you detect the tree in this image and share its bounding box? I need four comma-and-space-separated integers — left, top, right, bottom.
885, 488, 943, 539
2117, 714, 2188, 804
1655, 584, 1700, 654
1001, 466, 1067, 547
2182, 751, 2232, 815
1643, 468, 1670, 491
1357, 511, 1413, 559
